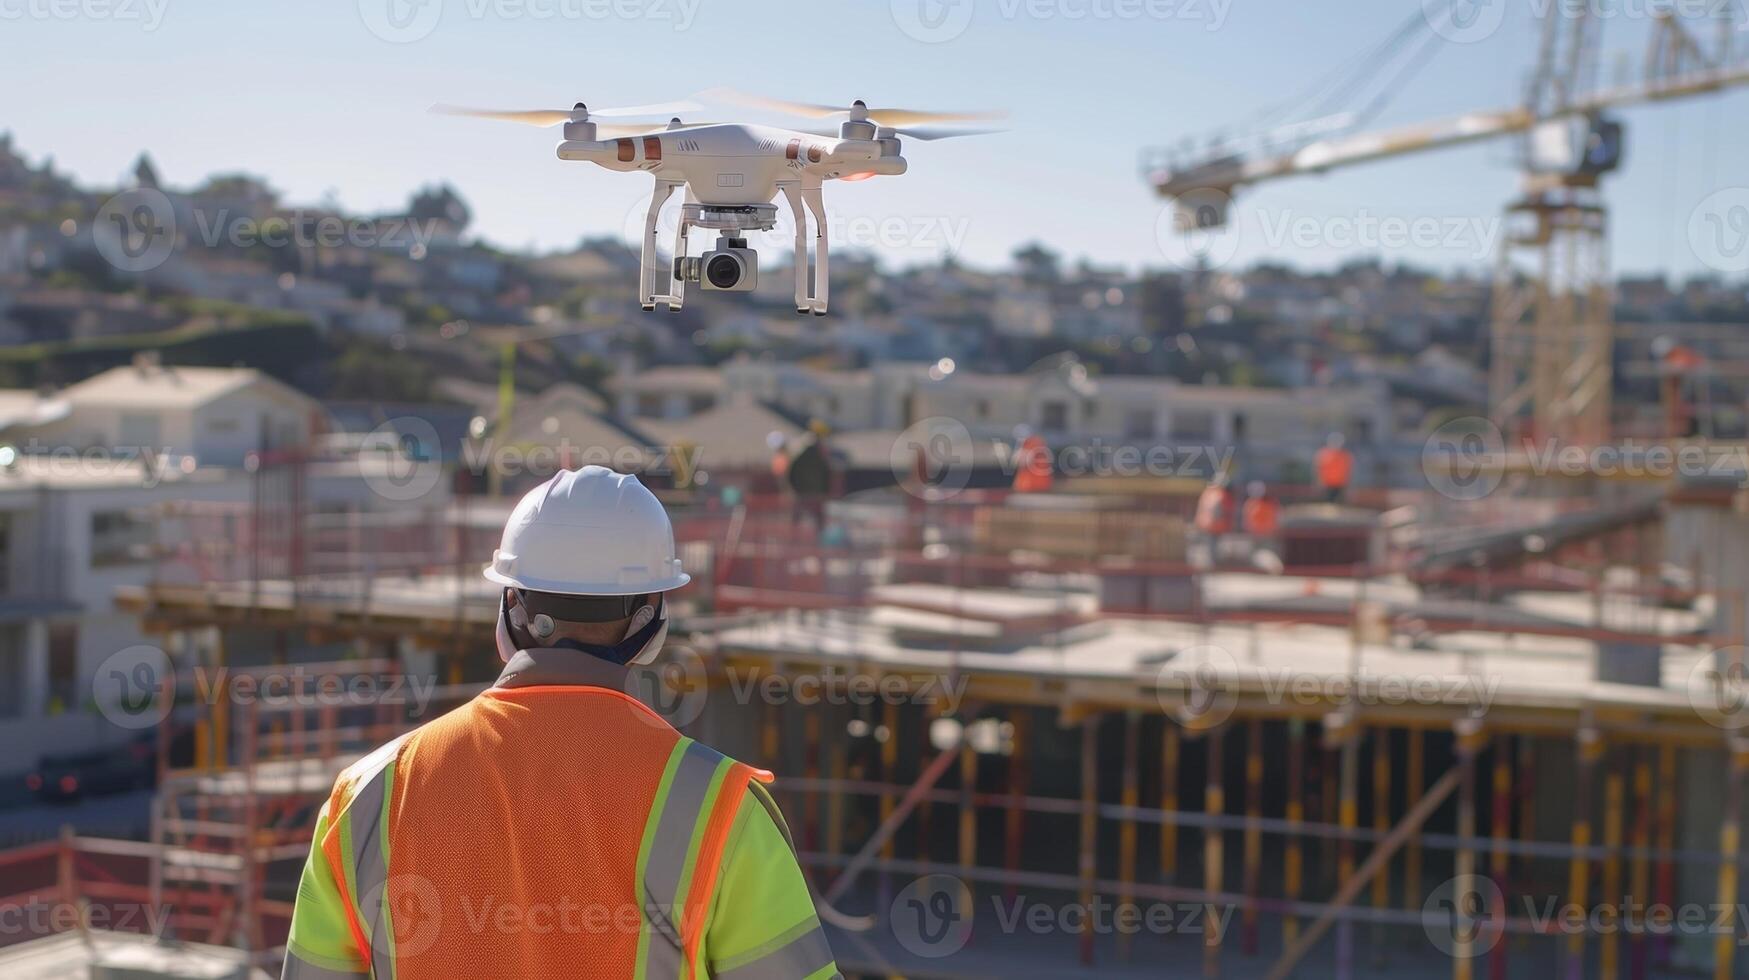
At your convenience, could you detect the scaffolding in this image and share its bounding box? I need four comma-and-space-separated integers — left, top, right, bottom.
4, 478, 1746, 977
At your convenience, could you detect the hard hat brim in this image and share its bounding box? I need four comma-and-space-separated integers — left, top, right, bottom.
482, 563, 691, 596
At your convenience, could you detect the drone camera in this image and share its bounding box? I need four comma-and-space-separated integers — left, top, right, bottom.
675, 236, 758, 292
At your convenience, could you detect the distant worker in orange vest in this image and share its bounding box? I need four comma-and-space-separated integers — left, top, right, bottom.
1314, 433, 1354, 503
1012, 433, 1053, 493
284, 467, 838, 980
1195, 474, 1237, 538
1242, 480, 1279, 537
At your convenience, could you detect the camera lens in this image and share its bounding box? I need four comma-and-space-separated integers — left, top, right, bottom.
706, 253, 742, 289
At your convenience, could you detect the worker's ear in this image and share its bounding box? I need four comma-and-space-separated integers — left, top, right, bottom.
623, 598, 656, 640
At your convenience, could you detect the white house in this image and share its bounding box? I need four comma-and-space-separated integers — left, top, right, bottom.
3, 358, 323, 467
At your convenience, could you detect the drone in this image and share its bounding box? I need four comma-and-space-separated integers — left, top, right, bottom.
434, 91, 1001, 315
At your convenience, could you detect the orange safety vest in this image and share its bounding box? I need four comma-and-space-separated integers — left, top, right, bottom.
1314, 446, 1353, 490
1243, 496, 1280, 536
316, 671, 770, 980
1012, 435, 1053, 493
1194, 485, 1235, 535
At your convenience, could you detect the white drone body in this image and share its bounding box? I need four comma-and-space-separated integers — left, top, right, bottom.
437, 94, 998, 316
560, 117, 905, 315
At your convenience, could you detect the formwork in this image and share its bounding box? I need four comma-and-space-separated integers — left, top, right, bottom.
18, 477, 1749, 978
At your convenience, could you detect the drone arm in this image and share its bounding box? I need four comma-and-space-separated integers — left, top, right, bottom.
802, 182, 828, 315
778, 182, 810, 314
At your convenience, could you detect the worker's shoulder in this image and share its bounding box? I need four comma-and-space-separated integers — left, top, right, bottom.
329, 729, 415, 805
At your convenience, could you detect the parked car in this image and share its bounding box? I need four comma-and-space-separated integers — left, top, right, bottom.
25, 727, 193, 803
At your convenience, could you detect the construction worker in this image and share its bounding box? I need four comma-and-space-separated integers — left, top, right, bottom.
284, 466, 839, 980
1241, 480, 1279, 538
1314, 432, 1354, 503
1194, 472, 1236, 538
1011, 433, 1053, 493
787, 420, 834, 528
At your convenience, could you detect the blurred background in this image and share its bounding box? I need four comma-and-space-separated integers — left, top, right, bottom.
1, 0, 1749, 977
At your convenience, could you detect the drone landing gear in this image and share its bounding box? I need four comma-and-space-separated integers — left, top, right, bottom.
640, 178, 689, 312
779, 181, 829, 316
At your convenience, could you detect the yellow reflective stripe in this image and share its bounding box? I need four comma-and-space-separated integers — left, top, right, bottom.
641, 738, 728, 980
337, 735, 406, 979
283, 949, 370, 980
711, 917, 836, 980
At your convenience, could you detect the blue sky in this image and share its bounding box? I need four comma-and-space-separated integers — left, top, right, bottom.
4, 0, 1746, 278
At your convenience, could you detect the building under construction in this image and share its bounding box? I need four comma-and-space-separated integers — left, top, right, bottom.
4, 454, 1749, 979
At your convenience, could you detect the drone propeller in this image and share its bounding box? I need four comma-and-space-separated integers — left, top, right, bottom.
885, 126, 1006, 141
797, 125, 1005, 142
431, 98, 703, 128
706, 88, 1004, 127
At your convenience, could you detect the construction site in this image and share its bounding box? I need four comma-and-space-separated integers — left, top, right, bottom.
3, 3, 1749, 980
0, 457, 1743, 979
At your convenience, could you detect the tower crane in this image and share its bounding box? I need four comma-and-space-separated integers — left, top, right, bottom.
1144, 5, 1749, 446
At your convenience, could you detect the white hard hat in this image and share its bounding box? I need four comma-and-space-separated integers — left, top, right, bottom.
484, 466, 690, 595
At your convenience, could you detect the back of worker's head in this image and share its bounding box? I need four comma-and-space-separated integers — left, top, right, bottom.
484, 466, 690, 665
